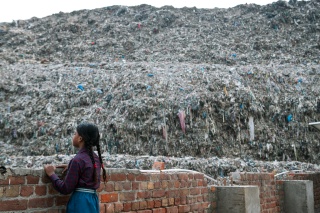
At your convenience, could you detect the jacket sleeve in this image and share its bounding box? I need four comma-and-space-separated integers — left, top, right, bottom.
49, 159, 81, 195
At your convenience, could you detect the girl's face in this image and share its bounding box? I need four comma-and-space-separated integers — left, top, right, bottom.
72, 131, 82, 148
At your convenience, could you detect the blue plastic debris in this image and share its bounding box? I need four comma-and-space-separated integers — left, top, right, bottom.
239, 103, 243, 109
179, 88, 184, 91
96, 89, 103, 94
146, 85, 152, 90
89, 63, 97, 68
287, 114, 293, 122
77, 84, 84, 91
231, 53, 237, 58
147, 74, 154, 77
202, 112, 207, 119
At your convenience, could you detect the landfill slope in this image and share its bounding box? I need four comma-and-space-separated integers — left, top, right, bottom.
1, 0, 320, 172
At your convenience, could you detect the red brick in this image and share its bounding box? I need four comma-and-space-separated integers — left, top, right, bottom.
168, 181, 174, 188
100, 203, 106, 213
123, 202, 132, 211
197, 180, 204, 186
180, 180, 188, 188
178, 205, 190, 213
5, 185, 20, 197
20, 185, 34, 197
180, 189, 189, 196
152, 162, 165, 170
106, 182, 114, 192
166, 190, 177, 198
160, 173, 170, 180
154, 199, 162, 208
162, 198, 168, 207
119, 192, 135, 201
169, 197, 175, 206
148, 182, 154, 189
150, 174, 160, 181
140, 182, 148, 190
27, 175, 40, 184
132, 201, 140, 210
180, 196, 187, 205
153, 189, 166, 198
154, 182, 161, 189
127, 173, 135, 181
162, 180, 169, 189
123, 182, 132, 190
99, 203, 106, 213
174, 181, 180, 188
140, 201, 147, 209
136, 174, 150, 181
28, 197, 54, 208
114, 202, 124, 212
194, 173, 204, 179
147, 200, 155, 209
190, 188, 200, 195
35, 185, 47, 196
101, 193, 119, 203
191, 203, 200, 211
0, 200, 28, 211
166, 206, 179, 213
56, 195, 70, 206
177, 174, 188, 181
152, 208, 166, 213
137, 191, 152, 199
106, 203, 115, 213
175, 197, 181, 205
10, 176, 25, 185
114, 182, 123, 191
110, 173, 126, 181
132, 182, 139, 190
210, 186, 216, 192
201, 187, 208, 194
188, 173, 194, 180
202, 202, 209, 209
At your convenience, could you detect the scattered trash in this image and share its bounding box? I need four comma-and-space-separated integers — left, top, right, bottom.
0, 1, 320, 173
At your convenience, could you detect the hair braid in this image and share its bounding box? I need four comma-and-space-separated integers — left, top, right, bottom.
96, 142, 106, 183
85, 139, 98, 183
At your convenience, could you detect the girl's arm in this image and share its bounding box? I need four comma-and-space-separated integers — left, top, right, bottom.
49, 159, 81, 195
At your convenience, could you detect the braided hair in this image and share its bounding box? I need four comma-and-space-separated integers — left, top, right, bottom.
76, 123, 107, 183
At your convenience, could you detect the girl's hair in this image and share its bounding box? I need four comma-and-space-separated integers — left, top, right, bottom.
76, 122, 107, 183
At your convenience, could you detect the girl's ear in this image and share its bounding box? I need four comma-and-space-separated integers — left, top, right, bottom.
79, 137, 82, 141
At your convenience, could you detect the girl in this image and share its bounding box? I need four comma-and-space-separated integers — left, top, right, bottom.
44, 122, 106, 213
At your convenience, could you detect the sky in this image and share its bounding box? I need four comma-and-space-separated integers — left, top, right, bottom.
0, 0, 278, 23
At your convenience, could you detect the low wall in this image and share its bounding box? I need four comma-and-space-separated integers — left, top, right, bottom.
0, 168, 209, 213
2, 167, 320, 213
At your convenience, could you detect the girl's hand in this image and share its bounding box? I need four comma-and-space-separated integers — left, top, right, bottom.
44, 165, 56, 176
56, 164, 68, 174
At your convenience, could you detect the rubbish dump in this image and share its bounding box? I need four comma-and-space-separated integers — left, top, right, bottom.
1, 1, 320, 177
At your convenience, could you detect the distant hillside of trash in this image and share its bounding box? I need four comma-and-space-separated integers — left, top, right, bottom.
1, 0, 320, 168
1, 0, 320, 65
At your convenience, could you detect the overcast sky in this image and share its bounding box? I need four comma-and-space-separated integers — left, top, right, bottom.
1, 0, 278, 23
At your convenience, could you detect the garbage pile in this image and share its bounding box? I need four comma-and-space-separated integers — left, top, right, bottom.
0, 1, 320, 65
2, 151, 320, 181
1, 1, 320, 174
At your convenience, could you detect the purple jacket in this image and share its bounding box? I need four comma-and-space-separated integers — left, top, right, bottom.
49, 148, 101, 195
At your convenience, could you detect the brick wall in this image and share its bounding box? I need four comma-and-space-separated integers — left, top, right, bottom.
284, 172, 320, 212
0, 168, 209, 213
224, 172, 278, 213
